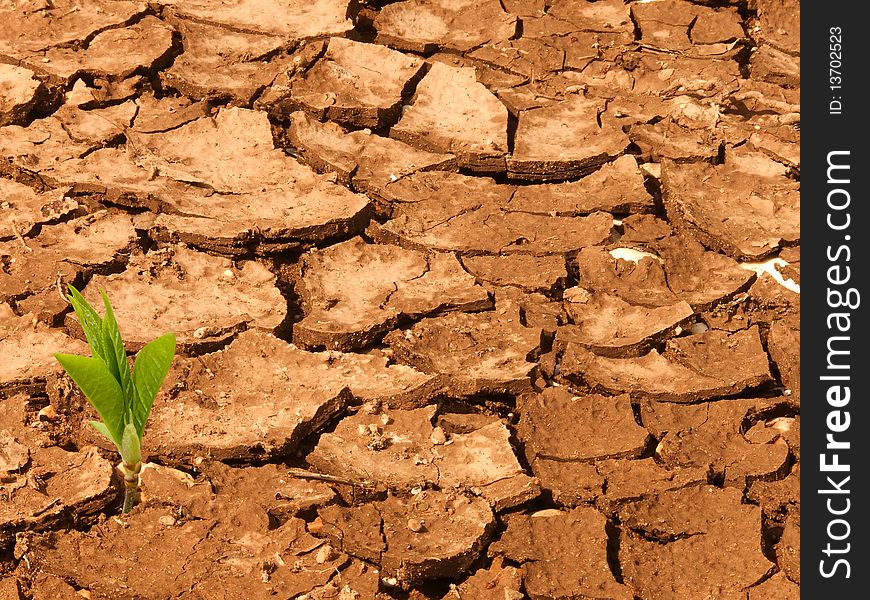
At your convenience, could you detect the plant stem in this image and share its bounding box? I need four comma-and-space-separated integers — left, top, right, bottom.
121, 461, 142, 514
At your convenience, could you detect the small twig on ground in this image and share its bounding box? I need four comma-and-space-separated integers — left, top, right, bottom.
11, 223, 31, 253
32, 498, 61, 516
284, 468, 368, 487
56, 273, 72, 305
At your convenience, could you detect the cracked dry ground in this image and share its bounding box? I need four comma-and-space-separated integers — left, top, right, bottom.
0, 0, 801, 598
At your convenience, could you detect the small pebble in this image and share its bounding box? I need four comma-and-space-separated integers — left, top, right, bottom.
690, 322, 709, 334
380, 414, 392, 426
158, 515, 176, 527
429, 426, 446, 445
769, 417, 794, 433
38, 405, 58, 421
307, 516, 324, 534
361, 401, 380, 415
407, 518, 424, 533
337, 586, 360, 600
315, 544, 337, 564
563, 287, 591, 304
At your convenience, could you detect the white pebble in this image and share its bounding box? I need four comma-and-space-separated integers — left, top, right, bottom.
315, 544, 337, 564
430, 427, 447, 445
690, 322, 709, 334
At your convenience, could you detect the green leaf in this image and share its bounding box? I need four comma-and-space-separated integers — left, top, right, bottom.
131, 332, 176, 438
54, 353, 125, 445
98, 289, 136, 424
89, 420, 114, 443
119, 422, 142, 467
66, 285, 106, 361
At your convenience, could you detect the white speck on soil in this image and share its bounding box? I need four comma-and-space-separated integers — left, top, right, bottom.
739, 257, 800, 294
609, 247, 662, 263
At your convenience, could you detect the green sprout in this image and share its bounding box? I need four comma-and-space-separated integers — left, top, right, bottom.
54, 285, 175, 513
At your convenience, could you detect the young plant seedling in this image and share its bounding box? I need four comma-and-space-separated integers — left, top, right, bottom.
55, 285, 175, 513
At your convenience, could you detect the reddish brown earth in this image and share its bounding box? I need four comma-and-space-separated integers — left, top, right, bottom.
1, 0, 800, 598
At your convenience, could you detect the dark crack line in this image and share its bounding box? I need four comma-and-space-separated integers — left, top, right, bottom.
404, 254, 432, 283
627, 526, 704, 544
420, 203, 483, 233
458, 53, 532, 87
30, 5, 155, 53
375, 509, 387, 564
171, 520, 220, 587
685, 15, 699, 45
742, 564, 781, 592
161, 11, 291, 39
377, 282, 400, 311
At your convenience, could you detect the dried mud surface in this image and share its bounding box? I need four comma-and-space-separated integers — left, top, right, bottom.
1, 0, 800, 598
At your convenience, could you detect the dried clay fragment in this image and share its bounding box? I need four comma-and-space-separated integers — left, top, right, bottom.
294, 237, 490, 351
560, 326, 773, 402
618, 486, 775, 599
319, 491, 495, 586
158, 0, 353, 38
391, 62, 509, 171
0, 64, 45, 126
375, 0, 517, 54
286, 37, 424, 129
508, 95, 630, 181
490, 506, 634, 599
662, 149, 799, 261
147, 331, 352, 462
75, 245, 285, 353
385, 310, 542, 397
309, 405, 539, 510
